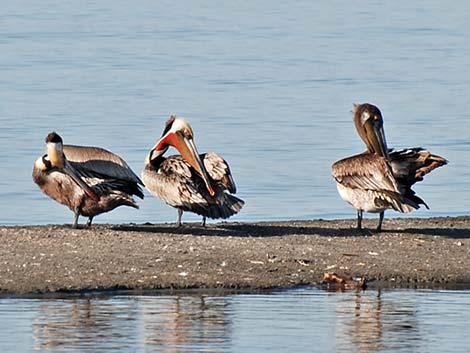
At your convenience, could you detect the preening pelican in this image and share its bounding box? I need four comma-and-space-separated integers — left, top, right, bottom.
332, 104, 447, 231
142, 116, 244, 226
33, 132, 144, 228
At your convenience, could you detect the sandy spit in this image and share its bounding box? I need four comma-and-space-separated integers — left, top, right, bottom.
0, 216, 469, 295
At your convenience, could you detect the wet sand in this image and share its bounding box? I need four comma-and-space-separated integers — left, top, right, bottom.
0, 216, 469, 295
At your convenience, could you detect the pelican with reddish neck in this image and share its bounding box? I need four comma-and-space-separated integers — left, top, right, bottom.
332, 104, 447, 231
142, 116, 244, 227
33, 132, 144, 228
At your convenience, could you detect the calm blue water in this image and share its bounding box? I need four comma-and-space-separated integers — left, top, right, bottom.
0, 288, 468, 352
0, 1, 469, 226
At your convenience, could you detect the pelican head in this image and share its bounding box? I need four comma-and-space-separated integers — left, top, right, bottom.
43, 131, 98, 201
353, 103, 389, 159
45, 132, 66, 168
151, 116, 215, 196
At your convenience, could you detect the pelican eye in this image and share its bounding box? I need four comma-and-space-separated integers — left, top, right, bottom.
361, 113, 371, 124
182, 129, 193, 139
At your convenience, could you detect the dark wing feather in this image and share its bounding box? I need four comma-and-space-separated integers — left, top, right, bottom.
388, 147, 447, 209
63, 145, 143, 185
389, 148, 448, 187
67, 160, 144, 199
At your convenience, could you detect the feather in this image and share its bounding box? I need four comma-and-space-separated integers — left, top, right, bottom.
63, 145, 143, 185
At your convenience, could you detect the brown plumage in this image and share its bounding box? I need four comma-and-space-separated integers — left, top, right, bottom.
332, 104, 447, 231
142, 117, 244, 226
62, 145, 141, 182
332, 153, 419, 215
33, 132, 143, 228
203, 152, 237, 194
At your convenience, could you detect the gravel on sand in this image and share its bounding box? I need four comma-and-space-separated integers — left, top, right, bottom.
0, 216, 469, 295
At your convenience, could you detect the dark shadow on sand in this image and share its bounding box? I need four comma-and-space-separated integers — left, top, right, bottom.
112, 222, 470, 239
396, 228, 470, 239
112, 223, 371, 238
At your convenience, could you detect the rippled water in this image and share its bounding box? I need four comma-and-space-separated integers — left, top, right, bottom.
1, 1, 469, 226
0, 288, 467, 352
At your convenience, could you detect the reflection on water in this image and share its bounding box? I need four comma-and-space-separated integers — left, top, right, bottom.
0, 288, 468, 353
33, 299, 139, 350
32, 296, 231, 352
336, 291, 420, 353
139, 297, 230, 351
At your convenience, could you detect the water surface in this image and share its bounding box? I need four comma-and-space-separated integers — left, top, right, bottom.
1, 1, 469, 225
0, 288, 468, 352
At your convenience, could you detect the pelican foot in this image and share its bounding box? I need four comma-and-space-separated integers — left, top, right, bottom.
86, 216, 94, 228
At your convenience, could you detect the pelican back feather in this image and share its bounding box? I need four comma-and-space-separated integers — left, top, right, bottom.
63, 145, 143, 185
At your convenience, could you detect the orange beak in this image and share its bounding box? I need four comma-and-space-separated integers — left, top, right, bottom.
153, 132, 215, 196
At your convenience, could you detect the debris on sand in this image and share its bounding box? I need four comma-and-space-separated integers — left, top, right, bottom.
323, 272, 367, 291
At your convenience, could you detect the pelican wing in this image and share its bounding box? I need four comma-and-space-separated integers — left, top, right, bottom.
142, 155, 244, 219
202, 152, 237, 193
143, 156, 207, 208
63, 145, 142, 185
332, 153, 399, 192
389, 148, 448, 186
332, 153, 419, 213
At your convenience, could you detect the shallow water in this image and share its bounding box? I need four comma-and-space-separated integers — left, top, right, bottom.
1, 1, 469, 226
0, 288, 468, 352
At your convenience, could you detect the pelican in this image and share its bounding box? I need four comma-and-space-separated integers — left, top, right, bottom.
332, 103, 447, 231
142, 116, 244, 226
33, 132, 144, 228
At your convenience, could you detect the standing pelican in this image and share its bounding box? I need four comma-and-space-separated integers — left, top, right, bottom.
33, 132, 144, 228
142, 116, 244, 226
332, 103, 447, 231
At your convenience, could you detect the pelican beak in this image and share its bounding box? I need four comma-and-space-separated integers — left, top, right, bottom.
153, 132, 215, 196
63, 161, 99, 201
364, 120, 389, 159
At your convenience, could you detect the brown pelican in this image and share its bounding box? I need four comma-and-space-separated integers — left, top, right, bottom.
332, 103, 447, 231
33, 132, 144, 228
142, 116, 244, 226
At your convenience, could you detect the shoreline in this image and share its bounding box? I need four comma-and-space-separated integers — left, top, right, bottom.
1, 216, 469, 295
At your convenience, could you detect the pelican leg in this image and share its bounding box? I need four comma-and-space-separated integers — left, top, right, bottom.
72, 211, 80, 229
376, 211, 385, 232
176, 209, 183, 227
86, 216, 94, 228
202, 216, 206, 227
357, 209, 363, 230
